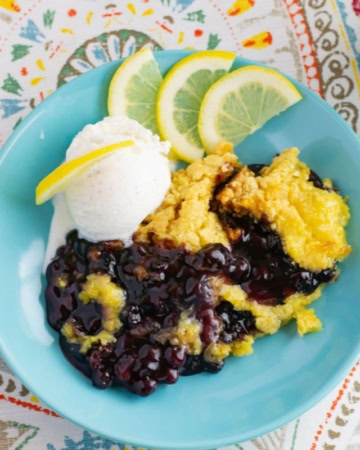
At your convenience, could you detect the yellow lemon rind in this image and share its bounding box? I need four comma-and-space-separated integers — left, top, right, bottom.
35, 140, 135, 205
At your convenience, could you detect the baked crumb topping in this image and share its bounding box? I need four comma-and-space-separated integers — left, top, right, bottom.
135, 152, 237, 251
216, 148, 351, 271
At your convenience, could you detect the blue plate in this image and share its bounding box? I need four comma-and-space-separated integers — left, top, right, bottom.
0, 50, 360, 450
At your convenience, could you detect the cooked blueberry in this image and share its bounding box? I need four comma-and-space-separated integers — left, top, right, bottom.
165, 346, 186, 368
121, 305, 142, 327
216, 301, 256, 343
45, 283, 79, 330
112, 335, 182, 396
308, 170, 324, 189
181, 355, 224, 376
72, 302, 103, 335
87, 343, 115, 389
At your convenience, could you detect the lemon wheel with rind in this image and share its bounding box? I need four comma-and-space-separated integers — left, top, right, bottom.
108, 48, 163, 135
156, 50, 235, 163
198, 65, 303, 153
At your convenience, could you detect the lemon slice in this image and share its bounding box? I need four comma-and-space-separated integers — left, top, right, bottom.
36, 140, 134, 205
156, 50, 235, 162
108, 48, 163, 134
198, 65, 302, 152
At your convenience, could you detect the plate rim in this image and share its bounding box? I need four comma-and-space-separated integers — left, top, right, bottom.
1, 49, 360, 449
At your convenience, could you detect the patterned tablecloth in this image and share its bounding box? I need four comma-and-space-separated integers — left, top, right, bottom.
0, 0, 360, 449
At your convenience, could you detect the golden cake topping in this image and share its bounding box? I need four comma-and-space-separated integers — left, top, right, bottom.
216, 148, 351, 271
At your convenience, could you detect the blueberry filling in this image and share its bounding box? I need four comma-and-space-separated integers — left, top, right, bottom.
216, 301, 257, 343
217, 212, 336, 305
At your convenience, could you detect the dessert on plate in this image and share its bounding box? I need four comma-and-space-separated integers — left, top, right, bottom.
36, 50, 351, 396
40, 116, 350, 396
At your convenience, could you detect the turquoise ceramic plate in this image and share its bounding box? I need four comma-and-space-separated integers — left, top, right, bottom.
0, 50, 360, 450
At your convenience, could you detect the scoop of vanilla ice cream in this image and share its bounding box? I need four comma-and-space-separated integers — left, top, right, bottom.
64, 116, 171, 243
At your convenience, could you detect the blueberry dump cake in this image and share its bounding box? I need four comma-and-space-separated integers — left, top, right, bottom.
44, 146, 351, 396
